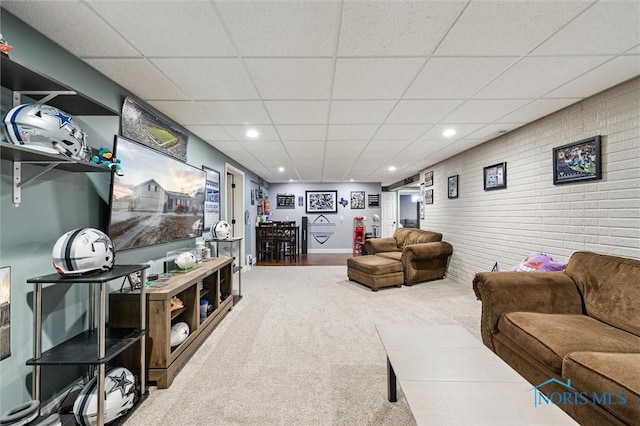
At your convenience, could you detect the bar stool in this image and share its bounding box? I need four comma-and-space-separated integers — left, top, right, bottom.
277, 222, 298, 262
257, 222, 277, 262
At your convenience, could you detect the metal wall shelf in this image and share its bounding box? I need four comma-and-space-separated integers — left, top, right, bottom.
1, 142, 111, 205
1, 54, 118, 116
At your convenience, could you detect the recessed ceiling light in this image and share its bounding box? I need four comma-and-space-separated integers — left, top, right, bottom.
278, 166, 284, 172
442, 128, 456, 137
246, 129, 259, 138
388, 166, 396, 172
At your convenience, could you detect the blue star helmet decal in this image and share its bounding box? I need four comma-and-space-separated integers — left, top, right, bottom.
109, 370, 134, 398
51, 109, 72, 128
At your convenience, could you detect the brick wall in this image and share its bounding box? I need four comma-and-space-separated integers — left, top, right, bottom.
420, 77, 640, 287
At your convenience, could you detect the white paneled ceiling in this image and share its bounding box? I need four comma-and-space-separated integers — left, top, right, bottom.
3, 0, 639, 186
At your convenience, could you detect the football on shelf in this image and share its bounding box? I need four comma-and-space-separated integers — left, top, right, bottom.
170, 322, 190, 347
175, 251, 197, 269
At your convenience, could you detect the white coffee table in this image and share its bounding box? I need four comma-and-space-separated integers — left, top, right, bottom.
376, 324, 577, 425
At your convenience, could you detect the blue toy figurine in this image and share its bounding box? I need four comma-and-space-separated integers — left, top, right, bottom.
91, 147, 123, 176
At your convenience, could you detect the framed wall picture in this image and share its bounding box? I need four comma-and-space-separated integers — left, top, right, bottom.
0, 266, 10, 360
276, 194, 296, 209
367, 193, 380, 207
350, 191, 365, 209
483, 162, 507, 190
448, 175, 459, 199
424, 170, 434, 187
424, 189, 433, 204
202, 166, 220, 232
553, 136, 602, 185
306, 190, 338, 214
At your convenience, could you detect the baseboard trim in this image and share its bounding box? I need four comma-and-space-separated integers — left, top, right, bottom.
307, 249, 353, 254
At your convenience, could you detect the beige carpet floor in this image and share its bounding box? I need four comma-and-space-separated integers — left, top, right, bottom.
124, 265, 481, 426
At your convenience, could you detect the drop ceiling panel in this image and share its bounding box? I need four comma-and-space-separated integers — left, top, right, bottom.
151, 58, 258, 100
216, 1, 338, 56
532, 1, 640, 55
282, 140, 326, 153
197, 101, 271, 125
187, 125, 233, 141
419, 124, 484, 140
374, 124, 430, 140
326, 140, 368, 153
495, 98, 580, 124
2, 2, 140, 57
89, 1, 236, 56
466, 124, 523, 140
85, 58, 188, 100
238, 140, 285, 154
222, 125, 279, 141
333, 58, 425, 99
298, 171, 323, 181
245, 58, 333, 100
366, 139, 413, 152
327, 125, 379, 140
338, 1, 465, 56
474, 56, 611, 99
435, 1, 589, 55
288, 151, 326, 162
443, 99, 531, 123
329, 101, 396, 124
207, 140, 246, 154
147, 101, 213, 126
386, 100, 464, 124
277, 125, 327, 141
545, 55, 640, 98
264, 101, 329, 125
404, 57, 518, 99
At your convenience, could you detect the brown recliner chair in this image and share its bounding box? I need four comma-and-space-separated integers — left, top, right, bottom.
364, 228, 452, 285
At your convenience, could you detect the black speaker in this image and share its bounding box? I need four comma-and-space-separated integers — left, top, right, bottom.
301, 216, 308, 254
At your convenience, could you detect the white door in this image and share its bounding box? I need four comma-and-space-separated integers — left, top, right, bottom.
381, 191, 397, 238
224, 163, 245, 267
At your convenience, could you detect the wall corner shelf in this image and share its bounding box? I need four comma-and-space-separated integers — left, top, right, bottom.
1, 141, 111, 205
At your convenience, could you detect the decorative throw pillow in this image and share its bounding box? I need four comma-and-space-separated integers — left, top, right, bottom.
514, 252, 567, 272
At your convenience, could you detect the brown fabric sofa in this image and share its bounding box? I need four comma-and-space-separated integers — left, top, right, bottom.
363, 228, 452, 285
473, 251, 640, 425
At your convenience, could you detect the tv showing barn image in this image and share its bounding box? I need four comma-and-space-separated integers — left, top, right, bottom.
108, 136, 205, 251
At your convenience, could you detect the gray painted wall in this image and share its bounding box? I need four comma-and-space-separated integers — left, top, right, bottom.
0, 12, 264, 411
266, 182, 382, 253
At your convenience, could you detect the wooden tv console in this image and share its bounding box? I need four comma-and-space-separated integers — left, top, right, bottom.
109, 257, 234, 388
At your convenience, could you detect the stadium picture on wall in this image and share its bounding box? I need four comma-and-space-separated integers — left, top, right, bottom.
121, 97, 189, 161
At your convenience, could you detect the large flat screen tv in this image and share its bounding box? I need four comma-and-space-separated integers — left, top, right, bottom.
108, 136, 205, 251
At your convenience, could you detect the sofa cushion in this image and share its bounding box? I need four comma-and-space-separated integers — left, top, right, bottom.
376, 252, 402, 262
498, 312, 640, 374
563, 352, 640, 425
393, 228, 442, 249
565, 251, 640, 337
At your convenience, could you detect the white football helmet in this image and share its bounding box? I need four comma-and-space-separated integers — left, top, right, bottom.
170, 322, 190, 347
52, 228, 115, 276
73, 367, 138, 426
210, 220, 231, 240
3, 103, 89, 160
